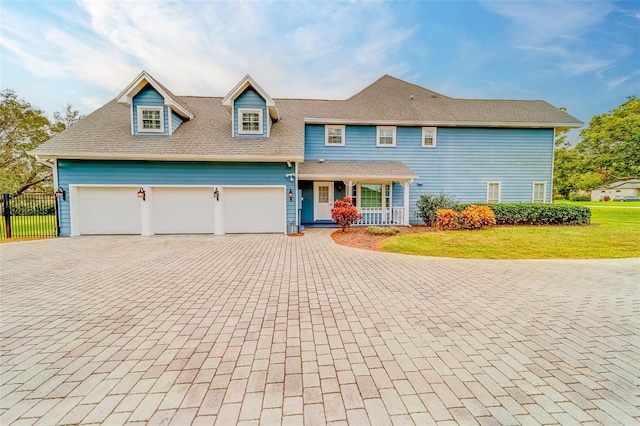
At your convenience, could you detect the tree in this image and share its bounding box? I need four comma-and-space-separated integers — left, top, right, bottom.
575, 96, 640, 181
553, 97, 640, 198
0, 91, 81, 195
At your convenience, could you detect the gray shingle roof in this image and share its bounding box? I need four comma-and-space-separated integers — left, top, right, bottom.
33, 74, 583, 160
298, 161, 418, 181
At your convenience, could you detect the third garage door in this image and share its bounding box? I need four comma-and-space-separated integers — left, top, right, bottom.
224, 187, 285, 233
153, 187, 215, 234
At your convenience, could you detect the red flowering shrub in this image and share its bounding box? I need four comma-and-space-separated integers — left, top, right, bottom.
331, 197, 362, 232
435, 209, 459, 230
458, 205, 496, 229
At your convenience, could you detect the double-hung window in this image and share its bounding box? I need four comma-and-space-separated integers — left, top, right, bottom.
325, 125, 345, 146
376, 126, 396, 147
487, 182, 501, 203
137, 106, 164, 133
422, 127, 437, 147
532, 182, 546, 203
238, 108, 263, 135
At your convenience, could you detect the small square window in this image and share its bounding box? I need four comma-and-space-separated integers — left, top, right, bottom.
325, 125, 345, 146
377, 126, 396, 147
422, 127, 437, 147
238, 108, 263, 135
137, 106, 164, 133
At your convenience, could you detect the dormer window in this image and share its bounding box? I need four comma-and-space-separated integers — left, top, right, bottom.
137, 106, 164, 133
238, 108, 263, 135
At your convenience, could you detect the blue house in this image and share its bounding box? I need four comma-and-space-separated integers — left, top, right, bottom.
32, 71, 582, 236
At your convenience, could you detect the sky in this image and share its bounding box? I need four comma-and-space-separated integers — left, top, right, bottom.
1, 0, 639, 143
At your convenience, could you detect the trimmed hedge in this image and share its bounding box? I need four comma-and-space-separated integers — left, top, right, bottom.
455, 203, 591, 225
7, 201, 56, 216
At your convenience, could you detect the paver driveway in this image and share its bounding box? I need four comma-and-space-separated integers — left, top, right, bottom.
1, 230, 638, 425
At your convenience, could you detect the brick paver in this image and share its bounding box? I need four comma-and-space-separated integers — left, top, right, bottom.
1, 231, 638, 425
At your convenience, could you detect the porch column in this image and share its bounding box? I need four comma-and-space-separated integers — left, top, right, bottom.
402, 180, 412, 225
343, 180, 356, 200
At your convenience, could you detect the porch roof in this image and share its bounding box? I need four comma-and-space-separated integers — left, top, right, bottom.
298, 161, 418, 181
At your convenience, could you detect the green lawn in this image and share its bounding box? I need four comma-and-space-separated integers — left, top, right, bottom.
0, 215, 57, 240
381, 203, 640, 259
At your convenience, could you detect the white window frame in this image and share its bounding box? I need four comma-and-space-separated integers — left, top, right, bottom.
487, 182, 501, 203
376, 126, 396, 147
325, 125, 345, 146
238, 108, 263, 135
354, 183, 392, 209
422, 127, 437, 148
137, 106, 164, 133
532, 182, 546, 203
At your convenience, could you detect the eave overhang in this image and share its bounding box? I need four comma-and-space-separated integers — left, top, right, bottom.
304, 118, 583, 129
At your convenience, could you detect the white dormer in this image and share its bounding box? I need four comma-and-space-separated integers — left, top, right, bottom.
116, 71, 194, 135
222, 75, 279, 138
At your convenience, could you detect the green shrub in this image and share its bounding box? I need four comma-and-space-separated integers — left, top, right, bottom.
7, 200, 56, 216
366, 226, 400, 235
456, 203, 591, 225
416, 193, 459, 226
568, 192, 591, 202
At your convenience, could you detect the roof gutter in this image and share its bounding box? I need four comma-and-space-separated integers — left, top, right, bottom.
29, 152, 305, 163
298, 174, 419, 181
304, 118, 583, 129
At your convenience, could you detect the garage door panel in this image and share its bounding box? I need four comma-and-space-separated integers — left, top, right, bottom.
224, 187, 285, 234
78, 187, 141, 235
153, 187, 215, 234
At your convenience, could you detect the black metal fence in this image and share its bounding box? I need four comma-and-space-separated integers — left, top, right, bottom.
1, 193, 59, 239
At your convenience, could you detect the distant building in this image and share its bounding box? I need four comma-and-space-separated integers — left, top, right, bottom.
591, 179, 640, 201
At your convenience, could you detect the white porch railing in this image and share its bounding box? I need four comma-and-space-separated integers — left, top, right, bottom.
356, 207, 406, 226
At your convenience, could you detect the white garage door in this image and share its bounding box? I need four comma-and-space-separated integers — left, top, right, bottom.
153, 187, 215, 234
77, 187, 141, 235
224, 187, 285, 233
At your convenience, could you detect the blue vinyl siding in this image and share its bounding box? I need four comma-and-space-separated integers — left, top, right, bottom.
234, 88, 267, 138
171, 111, 183, 133
56, 160, 295, 236
304, 125, 554, 223
132, 85, 169, 135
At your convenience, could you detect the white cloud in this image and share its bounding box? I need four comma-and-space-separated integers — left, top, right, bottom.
81, 96, 104, 110
1, 1, 415, 100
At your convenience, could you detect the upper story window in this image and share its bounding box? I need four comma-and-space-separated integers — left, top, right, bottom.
377, 126, 396, 147
325, 125, 345, 146
487, 182, 501, 203
238, 108, 263, 135
137, 106, 164, 133
422, 127, 437, 147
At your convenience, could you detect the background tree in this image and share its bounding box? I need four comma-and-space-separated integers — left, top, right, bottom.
0, 90, 82, 195
554, 97, 639, 198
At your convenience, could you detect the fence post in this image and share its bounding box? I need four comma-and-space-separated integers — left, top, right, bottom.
2, 193, 11, 239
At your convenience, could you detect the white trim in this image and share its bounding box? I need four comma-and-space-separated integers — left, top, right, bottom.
305, 117, 582, 129
221, 74, 280, 121
33, 152, 305, 162
299, 174, 417, 181
376, 126, 396, 147
325, 125, 346, 146
136, 106, 164, 133
532, 182, 546, 203
422, 127, 437, 147
237, 108, 264, 135
116, 71, 194, 119
487, 182, 501, 203
130, 108, 134, 135
168, 110, 173, 135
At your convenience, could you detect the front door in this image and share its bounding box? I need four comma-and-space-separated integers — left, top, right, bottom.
314, 182, 334, 221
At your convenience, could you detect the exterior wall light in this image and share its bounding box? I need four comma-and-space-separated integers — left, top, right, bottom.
54, 187, 66, 201
214, 188, 220, 201
288, 189, 294, 201
137, 187, 146, 201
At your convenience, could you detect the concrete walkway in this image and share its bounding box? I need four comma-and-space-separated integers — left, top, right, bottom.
1, 231, 638, 425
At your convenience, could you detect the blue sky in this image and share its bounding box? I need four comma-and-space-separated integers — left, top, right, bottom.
1, 0, 638, 143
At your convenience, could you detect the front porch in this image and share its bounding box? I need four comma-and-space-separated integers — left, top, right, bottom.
297, 160, 419, 228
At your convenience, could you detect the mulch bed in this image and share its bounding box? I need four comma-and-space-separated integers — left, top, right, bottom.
330, 226, 435, 251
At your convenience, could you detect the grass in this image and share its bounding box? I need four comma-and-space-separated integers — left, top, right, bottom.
381, 203, 640, 259
0, 215, 57, 240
